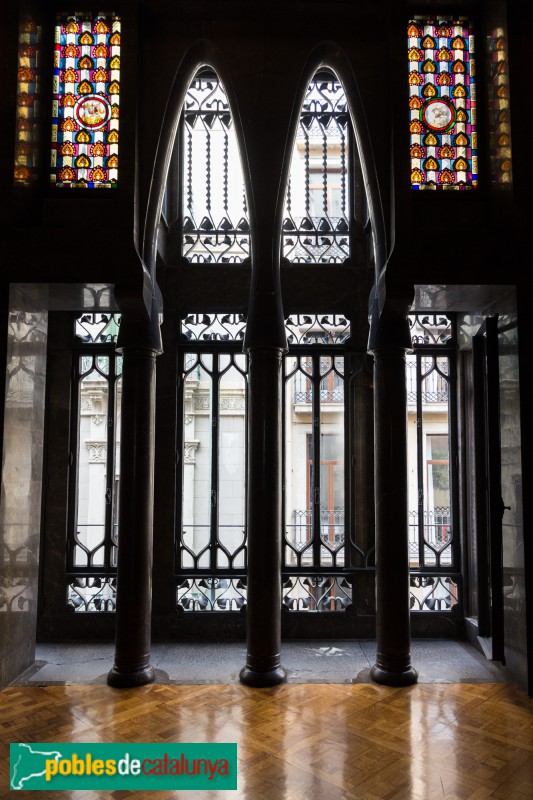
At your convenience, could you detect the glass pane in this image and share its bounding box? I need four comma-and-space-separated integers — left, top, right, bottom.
408, 18, 477, 190
14, 17, 41, 186
182, 73, 249, 263
284, 356, 313, 565
75, 356, 109, 567
408, 353, 453, 570
217, 356, 246, 568
319, 357, 345, 564
111, 372, 121, 567
283, 73, 350, 263
181, 354, 212, 568
51, 14, 121, 188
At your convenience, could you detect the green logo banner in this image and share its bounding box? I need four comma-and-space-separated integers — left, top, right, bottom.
10, 742, 237, 791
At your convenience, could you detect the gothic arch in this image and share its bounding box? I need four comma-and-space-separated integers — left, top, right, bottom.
282, 42, 388, 280
142, 41, 252, 279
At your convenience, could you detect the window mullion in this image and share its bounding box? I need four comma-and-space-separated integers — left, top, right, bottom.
210, 354, 220, 572
416, 353, 425, 568
312, 352, 321, 567
103, 354, 116, 571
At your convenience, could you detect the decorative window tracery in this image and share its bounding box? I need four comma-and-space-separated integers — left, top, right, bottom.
283, 73, 351, 263
408, 18, 477, 190
67, 314, 122, 612
176, 315, 248, 611
51, 13, 120, 188
181, 72, 250, 263
407, 314, 461, 613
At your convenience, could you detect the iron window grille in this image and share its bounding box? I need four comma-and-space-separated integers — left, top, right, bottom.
407, 314, 461, 613
66, 313, 121, 611
176, 314, 248, 611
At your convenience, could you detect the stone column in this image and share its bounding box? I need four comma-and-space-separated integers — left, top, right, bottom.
369, 305, 417, 686
239, 345, 286, 687
107, 310, 161, 687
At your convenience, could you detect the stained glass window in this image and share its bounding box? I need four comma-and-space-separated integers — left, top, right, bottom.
14, 18, 41, 186
489, 28, 512, 186
408, 19, 477, 190
51, 13, 120, 188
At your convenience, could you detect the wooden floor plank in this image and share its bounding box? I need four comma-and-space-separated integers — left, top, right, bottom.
1, 682, 532, 798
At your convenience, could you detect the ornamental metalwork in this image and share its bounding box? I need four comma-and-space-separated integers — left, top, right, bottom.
409, 575, 459, 612
181, 313, 246, 342
407, 313, 461, 614
283, 347, 347, 593
181, 73, 249, 263
285, 314, 350, 345
66, 336, 122, 612
282, 576, 352, 611
68, 576, 116, 612
177, 577, 247, 611
409, 314, 452, 345
75, 312, 121, 344
177, 330, 248, 610
283, 74, 350, 263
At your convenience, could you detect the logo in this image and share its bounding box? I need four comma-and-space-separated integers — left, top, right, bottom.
10, 743, 237, 791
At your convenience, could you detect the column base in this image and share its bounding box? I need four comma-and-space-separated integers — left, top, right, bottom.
107, 664, 156, 688
370, 663, 418, 687
239, 664, 287, 688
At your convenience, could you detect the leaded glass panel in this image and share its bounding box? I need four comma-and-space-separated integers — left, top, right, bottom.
14, 18, 41, 186
489, 28, 513, 186
408, 18, 477, 190
51, 14, 120, 188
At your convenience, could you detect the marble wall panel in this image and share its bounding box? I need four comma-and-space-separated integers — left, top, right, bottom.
498, 314, 527, 688
0, 287, 47, 690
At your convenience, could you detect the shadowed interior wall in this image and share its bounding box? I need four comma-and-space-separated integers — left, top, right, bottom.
499, 311, 527, 686
0, 285, 47, 689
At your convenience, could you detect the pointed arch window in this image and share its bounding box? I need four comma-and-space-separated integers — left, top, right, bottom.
283, 72, 353, 264
179, 71, 250, 263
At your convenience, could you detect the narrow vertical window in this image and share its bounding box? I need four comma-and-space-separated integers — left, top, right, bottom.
14, 18, 41, 186
407, 315, 460, 612
283, 72, 351, 263
282, 315, 352, 611
181, 72, 249, 263
177, 315, 248, 611
489, 28, 513, 186
408, 18, 477, 189
51, 14, 120, 188
67, 314, 121, 611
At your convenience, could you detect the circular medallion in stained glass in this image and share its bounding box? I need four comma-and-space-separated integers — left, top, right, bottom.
421, 98, 456, 132
74, 94, 111, 131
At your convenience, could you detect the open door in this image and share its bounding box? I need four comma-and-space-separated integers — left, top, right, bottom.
473, 316, 506, 662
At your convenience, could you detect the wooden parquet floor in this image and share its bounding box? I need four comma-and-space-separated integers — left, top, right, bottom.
1, 682, 533, 799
